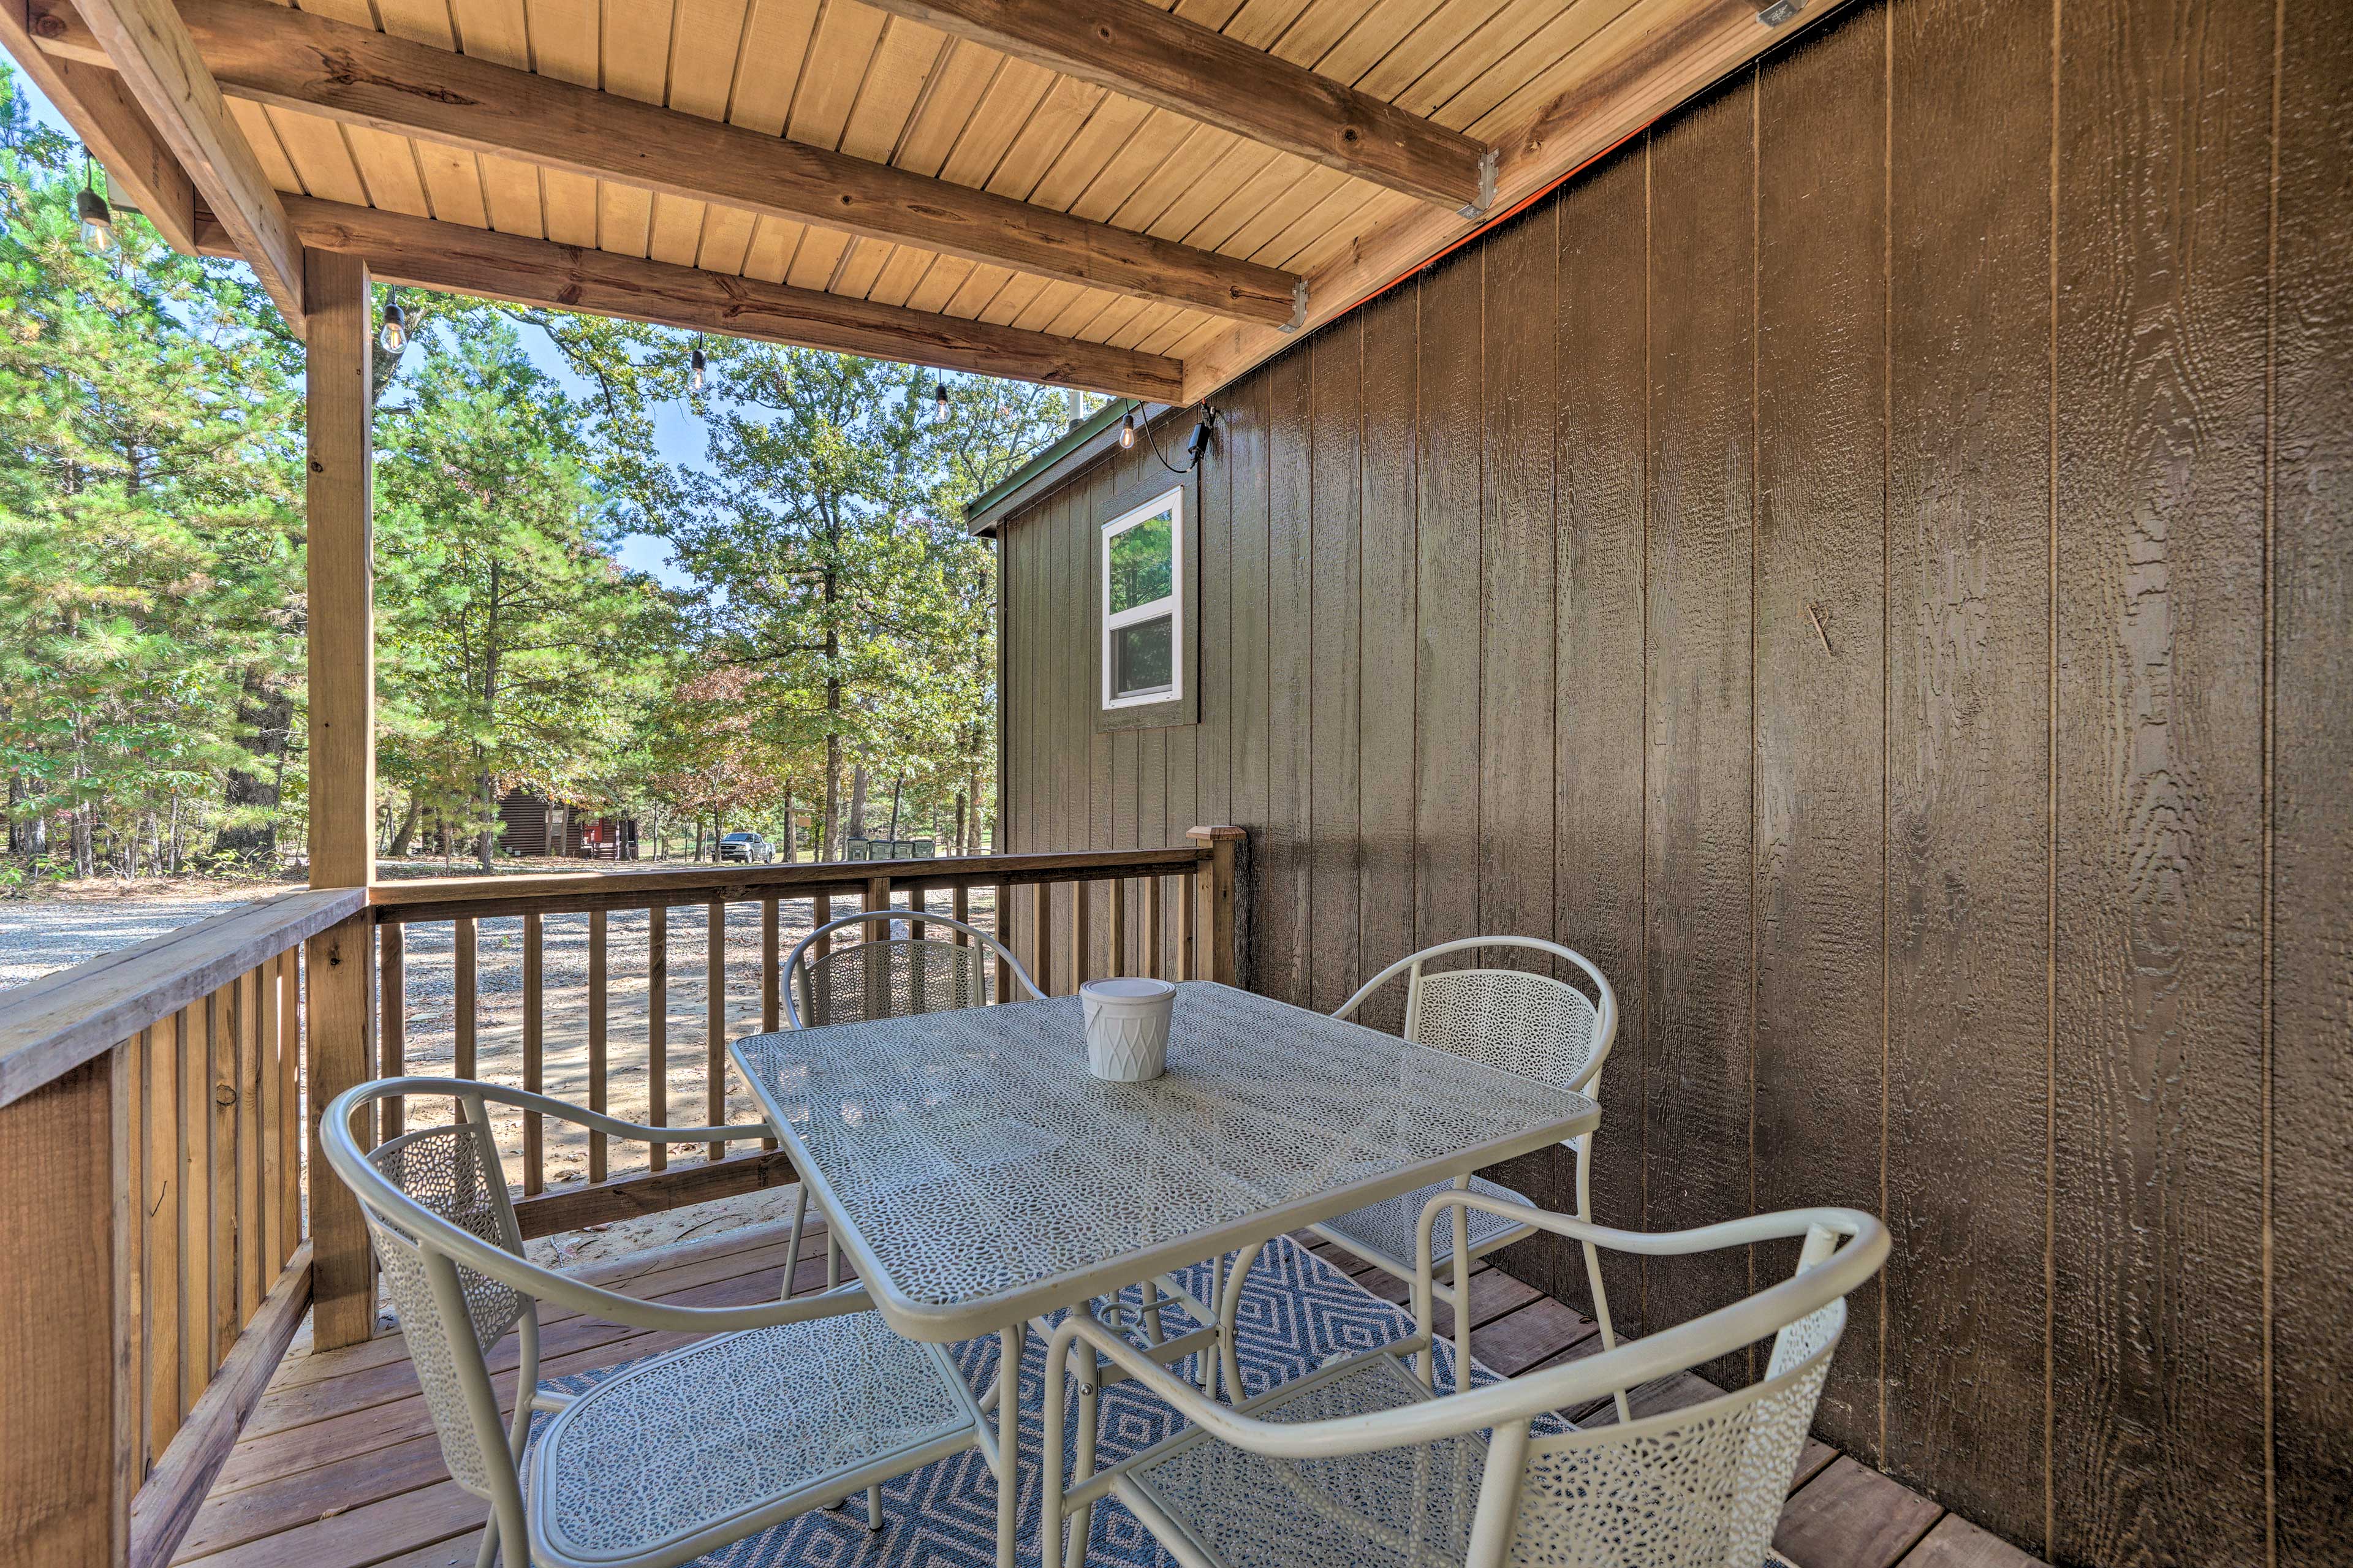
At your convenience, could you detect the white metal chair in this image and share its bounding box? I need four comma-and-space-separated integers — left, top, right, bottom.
775, 909, 1045, 1293
1042, 1197, 1889, 1568
1322, 935, 1624, 1417
321, 1077, 987, 1568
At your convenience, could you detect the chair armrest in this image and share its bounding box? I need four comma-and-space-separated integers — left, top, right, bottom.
386, 1075, 775, 1145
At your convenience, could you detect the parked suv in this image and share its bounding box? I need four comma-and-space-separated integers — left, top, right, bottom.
716, 831, 774, 863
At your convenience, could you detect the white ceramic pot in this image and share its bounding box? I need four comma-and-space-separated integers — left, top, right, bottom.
1079, 978, 1176, 1081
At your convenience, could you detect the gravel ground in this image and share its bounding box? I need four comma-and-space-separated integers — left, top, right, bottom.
4, 870, 997, 1265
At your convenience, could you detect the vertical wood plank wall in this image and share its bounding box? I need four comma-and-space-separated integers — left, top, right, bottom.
991, 0, 2349, 1560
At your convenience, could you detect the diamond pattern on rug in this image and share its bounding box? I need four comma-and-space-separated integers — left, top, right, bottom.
534, 1236, 1784, 1567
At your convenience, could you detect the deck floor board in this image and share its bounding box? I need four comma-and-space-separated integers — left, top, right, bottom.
179, 1218, 2046, 1568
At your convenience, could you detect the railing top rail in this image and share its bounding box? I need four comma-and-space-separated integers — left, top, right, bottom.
0, 885, 366, 1108
369, 844, 1213, 923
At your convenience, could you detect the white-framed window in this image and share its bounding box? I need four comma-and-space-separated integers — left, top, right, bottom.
1101, 484, 1183, 711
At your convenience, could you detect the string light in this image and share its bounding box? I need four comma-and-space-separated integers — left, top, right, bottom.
377, 289, 406, 353
933, 379, 949, 420
1119, 408, 1136, 449
689, 336, 707, 394
75, 160, 115, 254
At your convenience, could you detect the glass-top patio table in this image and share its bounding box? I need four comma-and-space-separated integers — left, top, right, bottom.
727, 979, 1599, 1567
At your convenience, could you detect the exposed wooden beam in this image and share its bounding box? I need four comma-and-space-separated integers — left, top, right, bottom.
1175, 0, 1858, 403
61, 0, 303, 331
0, 2, 197, 251
31, 0, 1299, 330
195, 199, 1186, 401
855, 0, 1494, 213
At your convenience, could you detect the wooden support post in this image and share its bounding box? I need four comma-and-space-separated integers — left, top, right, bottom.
1107, 877, 1127, 979
375, 923, 402, 1140
1187, 827, 1243, 988
646, 908, 667, 1173
523, 912, 544, 1193
303, 913, 373, 1350
1146, 876, 1165, 981
1069, 878, 1091, 993
452, 917, 476, 1079
863, 876, 892, 1020
301, 248, 374, 1352
1031, 884, 1053, 997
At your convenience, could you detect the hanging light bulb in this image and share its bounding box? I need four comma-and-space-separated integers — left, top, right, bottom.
1119, 408, 1137, 450
689, 339, 707, 395
378, 290, 407, 353
75, 162, 116, 254
933, 379, 949, 420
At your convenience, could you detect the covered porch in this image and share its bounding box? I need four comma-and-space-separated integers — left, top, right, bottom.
1, 0, 2344, 1563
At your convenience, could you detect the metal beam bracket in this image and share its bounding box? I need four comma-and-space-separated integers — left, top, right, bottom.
1457, 148, 1500, 219
1279, 278, 1308, 335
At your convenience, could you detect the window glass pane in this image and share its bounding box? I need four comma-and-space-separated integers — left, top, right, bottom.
1108, 509, 1175, 614
1113, 615, 1175, 698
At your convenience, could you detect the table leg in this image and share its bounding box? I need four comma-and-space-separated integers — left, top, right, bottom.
1063, 1336, 1099, 1568
997, 1323, 1023, 1568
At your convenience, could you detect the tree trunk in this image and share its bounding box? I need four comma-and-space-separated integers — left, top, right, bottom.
822, 734, 841, 862
849, 764, 870, 846
781, 782, 796, 863
885, 775, 902, 847
215, 675, 292, 863
953, 791, 966, 857
388, 792, 420, 856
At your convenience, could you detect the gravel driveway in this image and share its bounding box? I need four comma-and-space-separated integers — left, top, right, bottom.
0, 891, 275, 990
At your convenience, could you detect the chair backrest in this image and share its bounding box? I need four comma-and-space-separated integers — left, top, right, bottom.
784, 910, 1042, 1029
343, 1107, 534, 1503
1336, 936, 1617, 1097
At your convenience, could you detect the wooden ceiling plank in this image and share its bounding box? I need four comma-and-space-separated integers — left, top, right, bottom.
1007, 276, 1088, 332
1103, 118, 1233, 233
988, 76, 1107, 200
521, 0, 597, 83
941, 260, 1015, 318
1421, 0, 1647, 129
837, 16, 950, 162
975, 270, 1051, 326
1025, 89, 1155, 213
225, 96, 300, 191
1066, 104, 1194, 223
854, 0, 1491, 210
196, 196, 1184, 396
68, 0, 307, 328
539, 167, 598, 246
889, 36, 996, 173
1178, 0, 1860, 403
369, 0, 459, 49
665, 0, 754, 118
597, 180, 655, 257
1310, 0, 1451, 88
1176, 145, 1311, 253
786, 0, 887, 146
1353, 0, 1516, 102
265, 107, 369, 206
477, 154, 547, 236
1215, 0, 1312, 50
602, 0, 678, 104
69, 0, 1302, 325
694, 203, 759, 272
0, 0, 201, 251
785, 225, 855, 290
726, 0, 822, 133
1145, 138, 1279, 244
449, 0, 530, 67
903, 252, 979, 314
648, 192, 707, 265
830, 237, 893, 295
936, 55, 1056, 187
413, 141, 492, 226
338, 124, 433, 216
863, 242, 936, 305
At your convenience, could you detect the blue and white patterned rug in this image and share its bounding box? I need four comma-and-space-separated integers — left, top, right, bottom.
540, 1236, 1794, 1567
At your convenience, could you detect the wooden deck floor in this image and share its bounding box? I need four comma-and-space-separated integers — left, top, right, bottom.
175, 1216, 2048, 1568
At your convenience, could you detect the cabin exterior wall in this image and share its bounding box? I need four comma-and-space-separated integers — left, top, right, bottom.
990, 0, 2352, 1560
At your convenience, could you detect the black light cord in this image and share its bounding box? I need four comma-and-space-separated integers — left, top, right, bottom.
1137, 401, 1214, 475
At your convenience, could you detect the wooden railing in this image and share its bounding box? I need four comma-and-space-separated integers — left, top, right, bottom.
0, 887, 366, 1568
0, 829, 1242, 1568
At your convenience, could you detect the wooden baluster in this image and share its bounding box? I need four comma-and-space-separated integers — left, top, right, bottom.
1147, 876, 1166, 980
1031, 882, 1053, 997
863, 876, 892, 1020
1180, 871, 1199, 982
276, 949, 300, 1265
523, 911, 544, 1195
1107, 877, 1127, 978
952, 882, 971, 944
146, 1008, 183, 1455
757, 899, 779, 1148
258, 954, 284, 1284
994, 882, 1014, 1001
377, 922, 403, 1139
453, 917, 477, 1080
810, 892, 833, 1025
648, 907, 667, 1173
206, 983, 238, 1368
125, 1029, 146, 1483
706, 900, 725, 1162
588, 910, 608, 1184
760, 898, 781, 1031
909, 885, 931, 1012
235, 965, 264, 1325
1069, 879, 1091, 993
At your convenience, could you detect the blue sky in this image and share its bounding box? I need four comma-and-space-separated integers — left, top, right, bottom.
13, 70, 708, 591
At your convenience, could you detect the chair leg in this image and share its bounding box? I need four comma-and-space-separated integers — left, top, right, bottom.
472, 1514, 499, 1568
784, 1183, 809, 1301
827, 1229, 841, 1289
996, 1325, 1023, 1568
866, 1483, 884, 1531
1215, 1242, 1262, 1403
1573, 1135, 1632, 1425
1140, 1276, 1164, 1345
1451, 1253, 1474, 1396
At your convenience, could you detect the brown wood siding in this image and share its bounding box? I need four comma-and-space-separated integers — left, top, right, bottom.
992, 0, 2346, 1559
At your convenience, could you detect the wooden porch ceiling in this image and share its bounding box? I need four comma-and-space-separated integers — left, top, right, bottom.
10, 0, 1849, 401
